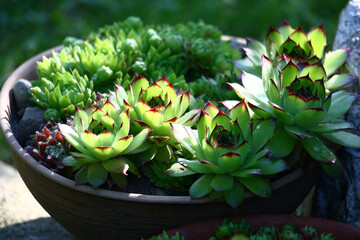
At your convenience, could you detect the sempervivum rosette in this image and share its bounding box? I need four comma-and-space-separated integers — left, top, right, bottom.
229, 56, 360, 178
109, 75, 200, 162
58, 100, 152, 188
167, 101, 286, 208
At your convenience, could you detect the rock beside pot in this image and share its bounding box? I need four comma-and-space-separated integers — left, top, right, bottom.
316, 0, 360, 227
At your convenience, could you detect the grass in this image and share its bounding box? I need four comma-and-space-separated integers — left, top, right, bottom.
0, 0, 348, 164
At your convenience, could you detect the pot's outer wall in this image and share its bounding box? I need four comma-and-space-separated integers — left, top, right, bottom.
0, 46, 319, 240
163, 215, 360, 240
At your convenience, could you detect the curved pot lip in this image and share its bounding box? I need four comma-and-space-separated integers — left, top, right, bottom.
1, 45, 306, 204
161, 214, 360, 239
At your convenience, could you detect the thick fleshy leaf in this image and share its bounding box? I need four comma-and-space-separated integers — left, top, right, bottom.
211, 111, 231, 131
320, 131, 360, 148
202, 139, 217, 164
224, 181, 244, 208
284, 125, 312, 139
324, 49, 348, 76
289, 27, 308, 46
301, 137, 336, 164
198, 110, 212, 140
162, 84, 177, 103
241, 72, 266, 100
266, 27, 283, 51
254, 158, 287, 175
228, 82, 273, 117
178, 91, 190, 116
179, 158, 223, 174
268, 79, 281, 105
268, 102, 293, 125
110, 135, 133, 156
321, 158, 344, 179
87, 163, 108, 187
135, 100, 151, 117
308, 25, 326, 58
323, 91, 358, 121
58, 124, 91, 155
218, 152, 243, 172
81, 130, 102, 149
130, 75, 149, 101
122, 129, 152, 154
189, 174, 214, 198
75, 165, 88, 184
300, 62, 326, 80
110, 173, 127, 190
230, 100, 250, 137
267, 127, 296, 158
251, 119, 276, 153
101, 100, 118, 121
70, 152, 99, 163
242, 148, 270, 169
247, 38, 267, 53
211, 174, 234, 192
309, 120, 353, 133
101, 114, 115, 132
294, 108, 325, 127
262, 56, 275, 93
143, 109, 164, 130
102, 157, 139, 176
235, 140, 249, 158
98, 130, 115, 146
239, 176, 271, 198
171, 124, 197, 155
166, 162, 196, 177
231, 168, 262, 178
203, 101, 219, 119
74, 108, 89, 133
243, 47, 262, 66
234, 58, 261, 76
277, 21, 294, 40
177, 109, 200, 127
325, 74, 356, 90
284, 93, 307, 117
281, 60, 300, 87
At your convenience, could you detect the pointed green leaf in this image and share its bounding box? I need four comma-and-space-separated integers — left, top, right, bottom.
110, 135, 133, 156
166, 162, 196, 177
251, 119, 276, 153
325, 74, 356, 90
198, 110, 212, 140
202, 139, 217, 164
218, 152, 243, 172
309, 120, 353, 133
98, 130, 115, 146
308, 25, 326, 58
323, 91, 358, 121
266, 27, 283, 51
301, 137, 337, 164
211, 111, 231, 131
130, 75, 149, 101
321, 158, 344, 179
241, 72, 266, 100
189, 174, 214, 198
110, 173, 127, 190
102, 157, 139, 176
122, 129, 152, 154
231, 168, 262, 178
284, 93, 307, 117
301, 62, 326, 80
267, 127, 296, 158
268, 102, 293, 125
294, 108, 325, 127
210, 174, 234, 192
282, 61, 300, 87
320, 131, 360, 148
203, 101, 219, 119
87, 163, 108, 187
143, 109, 164, 130
75, 166, 89, 184
239, 176, 271, 198
179, 158, 222, 174
254, 158, 287, 175
324, 49, 348, 76
284, 125, 313, 139
224, 181, 244, 208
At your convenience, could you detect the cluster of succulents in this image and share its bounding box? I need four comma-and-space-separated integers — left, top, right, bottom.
209, 219, 336, 240
25, 18, 360, 209
231, 21, 360, 177
148, 219, 336, 240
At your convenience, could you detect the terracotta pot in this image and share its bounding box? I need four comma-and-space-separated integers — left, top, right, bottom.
0, 46, 320, 240
161, 214, 360, 240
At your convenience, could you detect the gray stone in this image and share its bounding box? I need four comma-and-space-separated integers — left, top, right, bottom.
316, 104, 360, 227
17, 107, 46, 146
0, 161, 76, 239
12, 79, 33, 116
333, 0, 360, 80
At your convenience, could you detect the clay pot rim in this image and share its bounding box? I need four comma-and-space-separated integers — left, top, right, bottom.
1, 44, 305, 204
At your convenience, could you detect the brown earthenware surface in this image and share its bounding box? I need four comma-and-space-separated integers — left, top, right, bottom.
0, 45, 320, 240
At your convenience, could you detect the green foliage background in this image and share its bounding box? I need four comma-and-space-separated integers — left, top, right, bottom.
0, 0, 348, 164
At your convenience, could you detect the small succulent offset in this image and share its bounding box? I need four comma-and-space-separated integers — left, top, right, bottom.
235, 21, 355, 90
30, 70, 96, 121
167, 101, 287, 208
58, 100, 152, 188
109, 75, 200, 162
229, 57, 360, 177
26, 119, 71, 175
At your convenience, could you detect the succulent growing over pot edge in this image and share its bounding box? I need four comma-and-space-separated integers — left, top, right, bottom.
58, 100, 152, 188
228, 56, 360, 177
167, 101, 287, 208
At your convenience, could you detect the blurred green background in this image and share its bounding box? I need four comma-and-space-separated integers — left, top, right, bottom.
0, 0, 348, 165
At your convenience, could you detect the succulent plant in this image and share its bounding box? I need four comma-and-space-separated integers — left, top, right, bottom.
235, 22, 355, 91
26, 119, 71, 175
30, 70, 96, 121
228, 56, 360, 178
147, 231, 184, 240
109, 75, 200, 162
58, 100, 152, 188
167, 101, 287, 208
